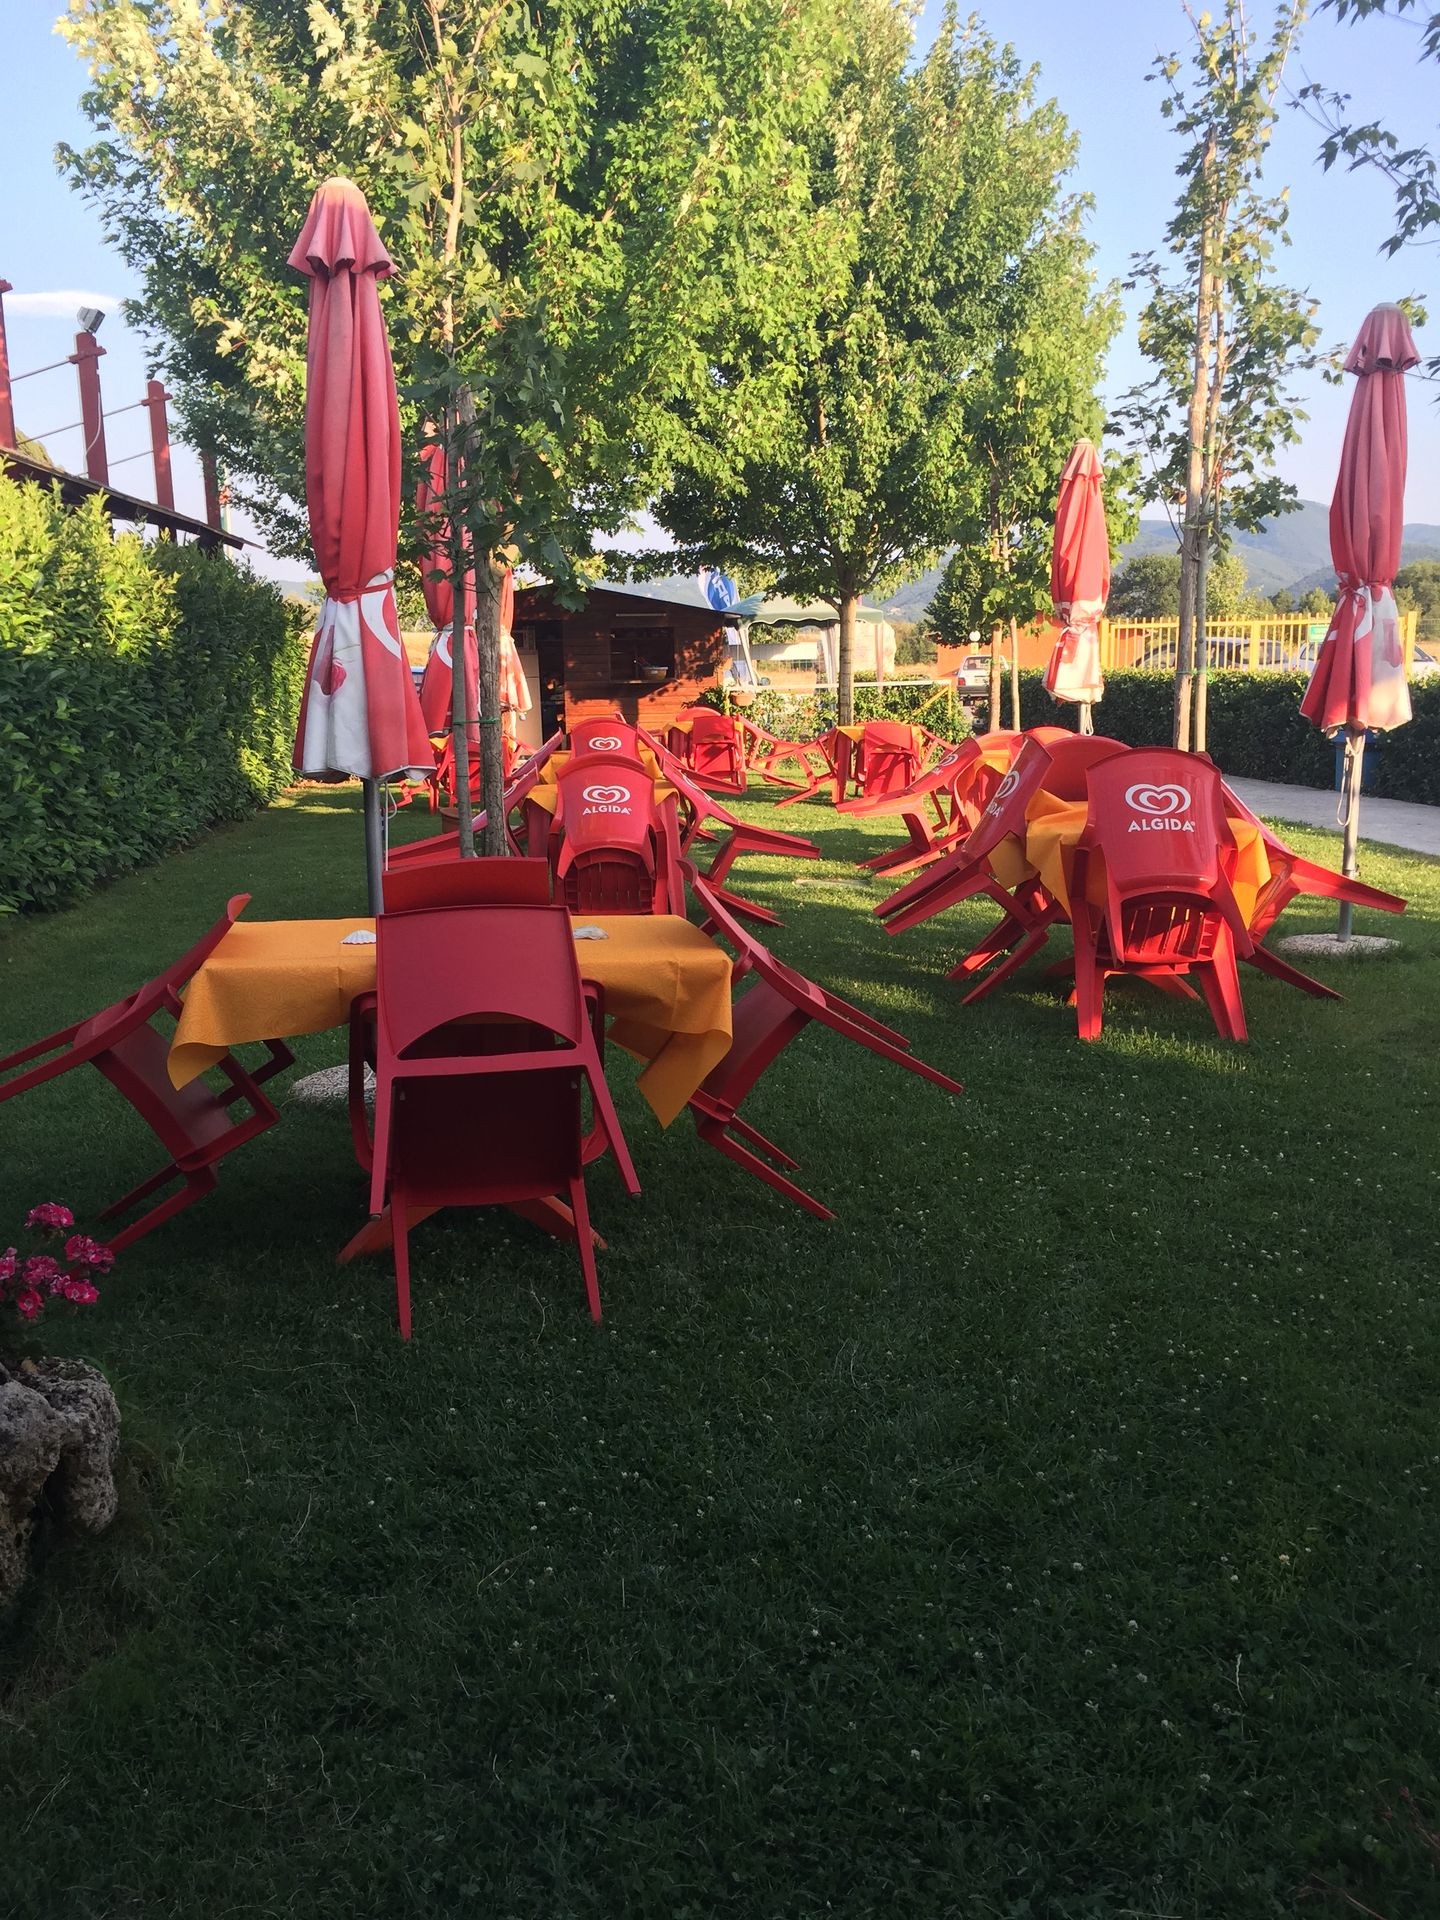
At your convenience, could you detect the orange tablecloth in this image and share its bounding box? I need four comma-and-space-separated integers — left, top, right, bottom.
170, 914, 733, 1127
988, 791, 1271, 923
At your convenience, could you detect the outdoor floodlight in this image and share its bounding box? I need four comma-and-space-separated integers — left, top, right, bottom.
77, 307, 105, 335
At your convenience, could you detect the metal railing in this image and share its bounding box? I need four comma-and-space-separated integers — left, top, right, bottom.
1098, 612, 1421, 675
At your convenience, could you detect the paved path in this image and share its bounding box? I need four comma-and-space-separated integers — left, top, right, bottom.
1228, 778, 1440, 857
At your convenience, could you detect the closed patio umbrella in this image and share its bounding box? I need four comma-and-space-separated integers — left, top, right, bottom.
1044, 439, 1110, 733
1300, 303, 1418, 935
289, 177, 431, 910
415, 448, 530, 754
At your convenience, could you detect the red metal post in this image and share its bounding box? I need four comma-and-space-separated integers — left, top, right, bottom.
0, 282, 15, 448
69, 330, 109, 485
201, 450, 222, 529
142, 378, 175, 508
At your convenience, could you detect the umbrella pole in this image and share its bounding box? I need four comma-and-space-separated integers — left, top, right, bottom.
1337, 726, 1365, 942
1078, 700, 1094, 735
362, 778, 385, 914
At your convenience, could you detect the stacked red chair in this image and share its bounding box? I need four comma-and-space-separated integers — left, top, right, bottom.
429, 728, 516, 813
1070, 749, 1254, 1042
388, 732, 564, 867
0, 896, 293, 1253
875, 736, 1064, 996
550, 754, 684, 915
685, 866, 962, 1219
850, 720, 928, 800
570, 716, 643, 762
674, 709, 748, 793
352, 898, 639, 1338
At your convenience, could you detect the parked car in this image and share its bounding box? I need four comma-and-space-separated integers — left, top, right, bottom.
1138, 635, 1253, 672
951, 652, 993, 702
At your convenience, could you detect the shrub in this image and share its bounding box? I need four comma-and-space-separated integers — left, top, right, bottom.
1015, 669, 1440, 803
0, 479, 309, 913
697, 678, 971, 739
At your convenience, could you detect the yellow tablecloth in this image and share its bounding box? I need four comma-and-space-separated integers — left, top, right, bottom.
525, 747, 674, 816
988, 791, 1271, 923
170, 914, 733, 1128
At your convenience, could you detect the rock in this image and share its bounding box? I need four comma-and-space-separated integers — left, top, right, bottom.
289, 1062, 373, 1108
0, 1356, 120, 1607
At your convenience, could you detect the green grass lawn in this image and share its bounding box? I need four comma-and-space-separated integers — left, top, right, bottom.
2, 784, 1439, 1919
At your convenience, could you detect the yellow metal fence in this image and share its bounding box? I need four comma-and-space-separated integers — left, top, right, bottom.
1098, 612, 1420, 675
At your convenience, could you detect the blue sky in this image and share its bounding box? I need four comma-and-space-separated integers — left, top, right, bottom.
3, 0, 1437, 578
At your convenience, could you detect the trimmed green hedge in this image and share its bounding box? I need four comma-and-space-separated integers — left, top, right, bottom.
700, 671, 1440, 806
0, 480, 309, 913
700, 678, 971, 739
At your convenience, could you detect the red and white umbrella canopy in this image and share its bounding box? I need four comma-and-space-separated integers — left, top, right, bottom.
1300, 303, 1419, 736
289, 178, 432, 781
1044, 439, 1110, 707
414, 443, 531, 737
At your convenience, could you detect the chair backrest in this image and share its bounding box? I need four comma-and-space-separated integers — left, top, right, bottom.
1026, 725, 1077, 745
149, 895, 251, 1002
856, 721, 921, 788
375, 903, 587, 1062
959, 736, 1054, 863
554, 757, 658, 864
1083, 749, 1230, 899
688, 709, 739, 745
570, 717, 641, 761
382, 857, 551, 914
1034, 734, 1129, 802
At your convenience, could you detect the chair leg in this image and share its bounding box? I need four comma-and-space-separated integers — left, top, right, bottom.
391, 1193, 413, 1341
724, 1110, 802, 1170
959, 924, 1052, 1004
1244, 944, 1343, 1001
1071, 915, 1105, 1042
695, 1115, 836, 1222
101, 1168, 219, 1256
568, 1178, 602, 1322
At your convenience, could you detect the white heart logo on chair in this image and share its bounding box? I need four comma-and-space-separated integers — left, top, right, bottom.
994, 769, 1021, 802
582, 783, 632, 809
588, 735, 623, 752
1125, 783, 1190, 816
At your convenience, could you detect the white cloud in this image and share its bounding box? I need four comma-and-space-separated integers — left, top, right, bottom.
5, 290, 125, 321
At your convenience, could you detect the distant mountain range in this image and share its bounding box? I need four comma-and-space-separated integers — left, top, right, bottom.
877, 500, 1440, 622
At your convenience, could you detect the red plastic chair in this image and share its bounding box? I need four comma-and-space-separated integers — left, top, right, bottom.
358, 902, 640, 1337
389, 734, 565, 867
382, 857, 551, 913
1218, 782, 1405, 1000
570, 716, 642, 761
641, 732, 819, 927
1071, 750, 1254, 1042
841, 734, 1012, 876
851, 721, 927, 800
677, 709, 748, 793
0, 896, 293, 1253
551, 755, 683, 915
1029, 733, 1129, 801
430, 729, 517, 812
684, 866, 962, 1219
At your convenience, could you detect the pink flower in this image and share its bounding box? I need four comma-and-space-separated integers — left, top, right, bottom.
25, 1203, 75, 1234
14, 1288, 42, 1321
61, 1277, 100, 1306
0, 1248, 16, 1287
64, 1235, 115, 1274
22, 1254, 65, 1296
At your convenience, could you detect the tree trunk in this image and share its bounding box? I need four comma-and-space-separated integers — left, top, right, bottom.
473, 554, 508, 856
989, 626, 1004, 731
837, 593, 858, 727
1008, 616, 1021, 731
447, 403, 477, 858
1193, 545, 1210, 754
1175, 132, 1218, 753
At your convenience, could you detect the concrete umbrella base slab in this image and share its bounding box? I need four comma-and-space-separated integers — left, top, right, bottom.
1277, 932, 1400, 961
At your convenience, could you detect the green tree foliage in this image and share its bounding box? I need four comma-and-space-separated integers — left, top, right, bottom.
1108, 548, 1257, 619
1300, 584, 1335, 615
1305, 3, 1439, 250
626, 3, 1114, 721
0, 478, 306, 912
58, 0, 844, 843
1395, 557, 1440, 639
1116, 1, 1319, 751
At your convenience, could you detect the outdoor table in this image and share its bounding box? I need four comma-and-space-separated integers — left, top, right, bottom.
169, 913, 733, 1127
988, 789, 1272, 925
